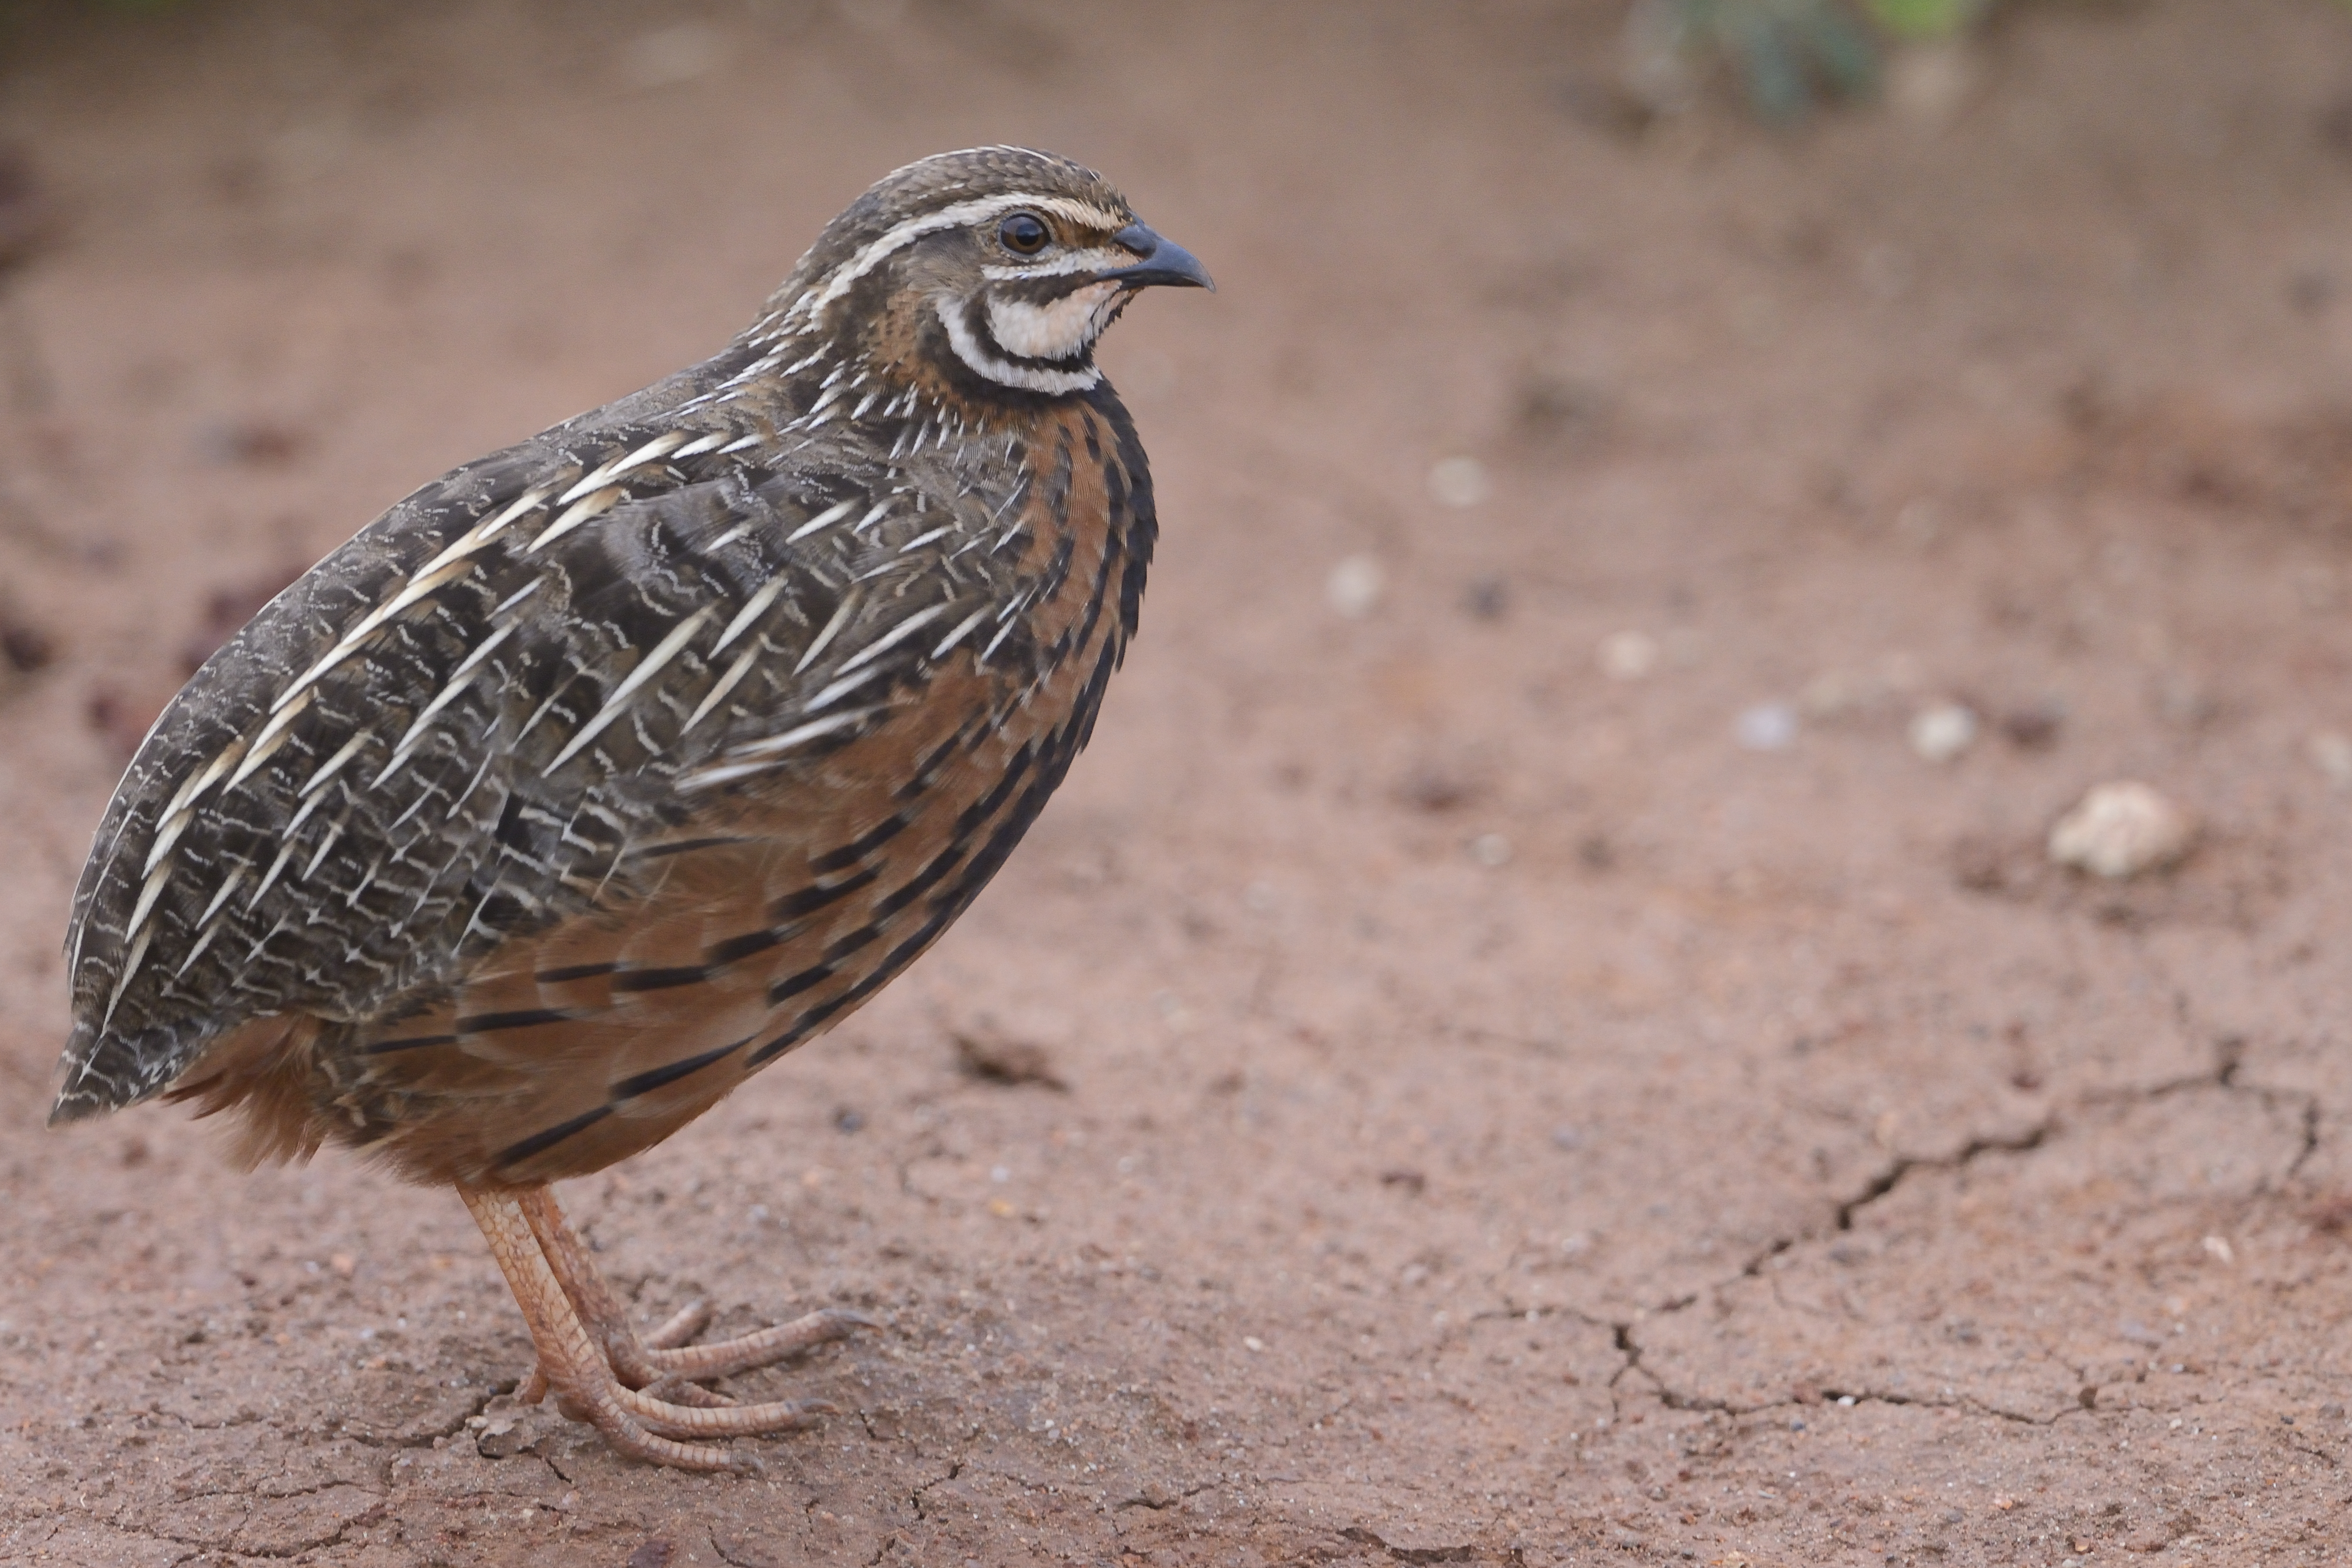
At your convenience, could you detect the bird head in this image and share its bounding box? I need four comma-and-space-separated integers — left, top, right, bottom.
762, 146, 1212, 404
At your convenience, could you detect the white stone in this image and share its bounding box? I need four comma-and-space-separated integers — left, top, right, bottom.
2308, 730, 2352, 790
1326, 554, 1385, 618
1735, 703, 1798, 752
2048, 781, 2196, 879
1908, 703, 1977, 764
1426, 457, 1491, 509
1598, 631, 1660, 681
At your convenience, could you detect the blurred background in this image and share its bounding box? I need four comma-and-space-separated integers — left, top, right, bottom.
4, 3, 2352, 1565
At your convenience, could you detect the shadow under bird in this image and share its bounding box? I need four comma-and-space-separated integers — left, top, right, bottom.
49, 147, 1210, 1471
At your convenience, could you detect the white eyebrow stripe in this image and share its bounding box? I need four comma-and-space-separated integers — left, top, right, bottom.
803, 193, 1129, 318
979, 247, 1139, 281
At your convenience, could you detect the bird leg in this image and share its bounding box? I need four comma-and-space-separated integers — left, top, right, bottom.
516, 1184, 874, 1398
459, 1185, 838, 1472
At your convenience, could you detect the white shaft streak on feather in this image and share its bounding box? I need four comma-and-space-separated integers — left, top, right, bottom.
797, 192, 1128, 322
270, 555, 479, 716
300, 732, 374, 799
785, 497, 858, 543
140, 737, 251, 879
555, 430, 692, 505
302, 819, 346, 879
174, 915, 227, 978
930, 606, 992, 659
100, 929, 151, 1027
851, 500, 895, 535
524, 485, 625, 554
713, 572, 794, 656
898, 525, 954, 555
224, 689, 314, 791
544, 606, 716, 772
410, 485, 554, 584
802, 663, 890, 713
833, 602, 950, 676
193, 866, 250, 930
980, 618, 1021, 664
717, 433, 764, 455
792, 592, 862, 675
669, 432, 724, 459
732, 706, 884, 757
681, 643, 764, 737
368, 626, 515, 785
248, 843, 298, 911
938, 300, 1099, 395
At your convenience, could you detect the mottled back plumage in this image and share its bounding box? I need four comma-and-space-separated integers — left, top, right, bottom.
51, 146, 1207, 1195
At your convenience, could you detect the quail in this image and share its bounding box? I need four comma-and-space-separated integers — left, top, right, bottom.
49, 147, 1210, 1471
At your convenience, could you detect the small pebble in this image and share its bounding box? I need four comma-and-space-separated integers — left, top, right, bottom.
1908, 702, 1977, 764
1326, 554, 1385, 618
2047, 781, 2196, 879
1462, 575, 1509, 620
1598, 630, 1659, 681
1426, 456, 1491, 508
1735, 702, 1798, 752
2000, 700, 2063, 749
2308, 729, 2352, 789
620, 24, 725, 89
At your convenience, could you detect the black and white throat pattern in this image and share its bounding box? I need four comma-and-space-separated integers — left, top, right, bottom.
937, 279, 1127, 396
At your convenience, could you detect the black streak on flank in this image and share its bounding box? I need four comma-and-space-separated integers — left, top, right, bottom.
454, 1007, 579, 1035
363, 1032, 460, 1056
609, 964, 712, 994
768, 962, 836, 1005
808, 814, 911, 875
536, 961, 618, 984
495, 1104, 614, 1171
771, 864, 879, 919
630, 836, 757, 861
703, 925, 785, 965
610, 1037, 750, 1100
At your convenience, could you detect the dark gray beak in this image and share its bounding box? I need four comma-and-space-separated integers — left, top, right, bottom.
1103, 223, 1215, 292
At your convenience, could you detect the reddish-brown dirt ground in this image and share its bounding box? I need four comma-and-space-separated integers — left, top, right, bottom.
6, 2, 2352, 1563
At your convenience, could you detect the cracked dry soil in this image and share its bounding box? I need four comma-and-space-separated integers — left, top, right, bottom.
5, 2, 2352, 1564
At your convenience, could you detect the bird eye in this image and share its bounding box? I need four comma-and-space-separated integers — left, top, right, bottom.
998, 213, 1050, 255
